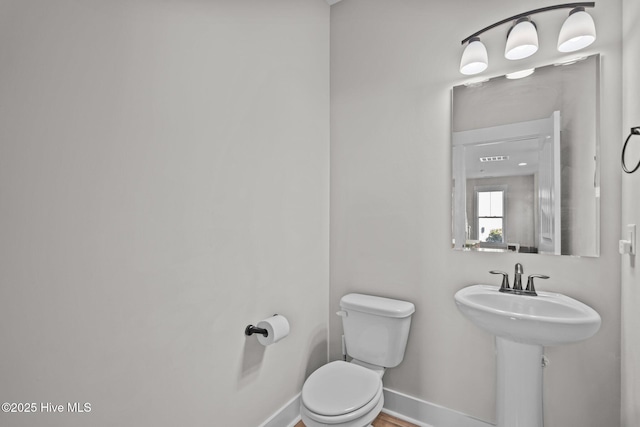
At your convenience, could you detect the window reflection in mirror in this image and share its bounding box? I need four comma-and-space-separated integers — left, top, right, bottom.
477, 188, 505, 243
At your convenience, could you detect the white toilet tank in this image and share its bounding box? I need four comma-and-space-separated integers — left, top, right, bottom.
339, 293, 415, 368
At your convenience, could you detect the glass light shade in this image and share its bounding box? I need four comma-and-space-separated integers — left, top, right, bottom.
558, 8, 596, 52
505, 19, 538, 60
460, 38, 488, 75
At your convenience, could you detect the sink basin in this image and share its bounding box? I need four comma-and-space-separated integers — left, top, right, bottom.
454, 284, 601, 346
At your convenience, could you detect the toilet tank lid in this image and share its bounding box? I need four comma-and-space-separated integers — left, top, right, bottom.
340, 293, 415, 318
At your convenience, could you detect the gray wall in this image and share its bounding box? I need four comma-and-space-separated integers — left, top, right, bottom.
622, 0, 640, 424
0, 1, 329, 426
330, 0, 621, 425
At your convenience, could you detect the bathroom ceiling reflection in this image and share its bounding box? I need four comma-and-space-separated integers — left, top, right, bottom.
451, 54, 600, 257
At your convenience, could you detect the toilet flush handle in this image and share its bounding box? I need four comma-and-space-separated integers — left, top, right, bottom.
336, 310, 348, 317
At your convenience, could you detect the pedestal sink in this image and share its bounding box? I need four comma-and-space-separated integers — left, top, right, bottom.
454, 284, 601, 427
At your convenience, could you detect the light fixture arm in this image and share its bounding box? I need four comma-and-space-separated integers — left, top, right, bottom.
461, 2, 595, 45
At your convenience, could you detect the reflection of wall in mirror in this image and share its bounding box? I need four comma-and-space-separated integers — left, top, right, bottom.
559, 58, 598, 256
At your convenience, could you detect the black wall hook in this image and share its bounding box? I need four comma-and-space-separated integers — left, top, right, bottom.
245, 325, 268, 337
622, 127, 640, 174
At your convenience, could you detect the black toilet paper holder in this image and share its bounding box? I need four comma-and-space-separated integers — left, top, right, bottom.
245, 324, 268, 337
245, 314, 281, 337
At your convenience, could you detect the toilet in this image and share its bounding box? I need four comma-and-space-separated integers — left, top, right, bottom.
301, 293, 415, 427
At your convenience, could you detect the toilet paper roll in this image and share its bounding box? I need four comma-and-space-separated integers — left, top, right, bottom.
256, 314, 290, 346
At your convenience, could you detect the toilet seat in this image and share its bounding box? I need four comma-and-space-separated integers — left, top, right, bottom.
301, 361, 383, 425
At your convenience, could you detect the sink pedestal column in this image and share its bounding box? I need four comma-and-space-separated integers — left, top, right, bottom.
496, 337, 543, 427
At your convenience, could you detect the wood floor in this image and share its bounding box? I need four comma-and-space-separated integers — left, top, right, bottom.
295, 412, 418, 427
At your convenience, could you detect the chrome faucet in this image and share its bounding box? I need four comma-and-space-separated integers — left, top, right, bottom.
513, 263, 524, 291
490, 263, 549, 296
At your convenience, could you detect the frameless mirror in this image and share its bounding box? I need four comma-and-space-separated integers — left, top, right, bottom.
452, 54, 599, 257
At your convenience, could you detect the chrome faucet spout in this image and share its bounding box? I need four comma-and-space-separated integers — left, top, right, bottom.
513, 263, 524, 290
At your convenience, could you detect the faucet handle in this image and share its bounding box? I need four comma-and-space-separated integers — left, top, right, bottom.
525, 274, 549, 296
490, 270, 510, 293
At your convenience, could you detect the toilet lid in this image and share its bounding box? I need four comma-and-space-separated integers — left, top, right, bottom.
302, 361, 381, 416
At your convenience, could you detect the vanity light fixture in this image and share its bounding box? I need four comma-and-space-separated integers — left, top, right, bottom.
557, 7, 596, 52
459, 2, 596, 75
460, 37, 489, 75
505, 18, 538, 60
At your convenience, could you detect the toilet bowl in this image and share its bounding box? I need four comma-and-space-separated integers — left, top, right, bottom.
300, 294, 415, 427
300, 361, 383, 427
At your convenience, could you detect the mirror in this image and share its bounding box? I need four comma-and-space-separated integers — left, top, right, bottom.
452, 54, 599, 257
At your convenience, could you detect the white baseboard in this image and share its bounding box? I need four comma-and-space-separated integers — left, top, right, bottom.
258, 388, 493, 427
382, 388, 494, 427
257, 393, 301, 427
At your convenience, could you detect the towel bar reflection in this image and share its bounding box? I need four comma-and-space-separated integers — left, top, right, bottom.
622, 127, 640, 174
